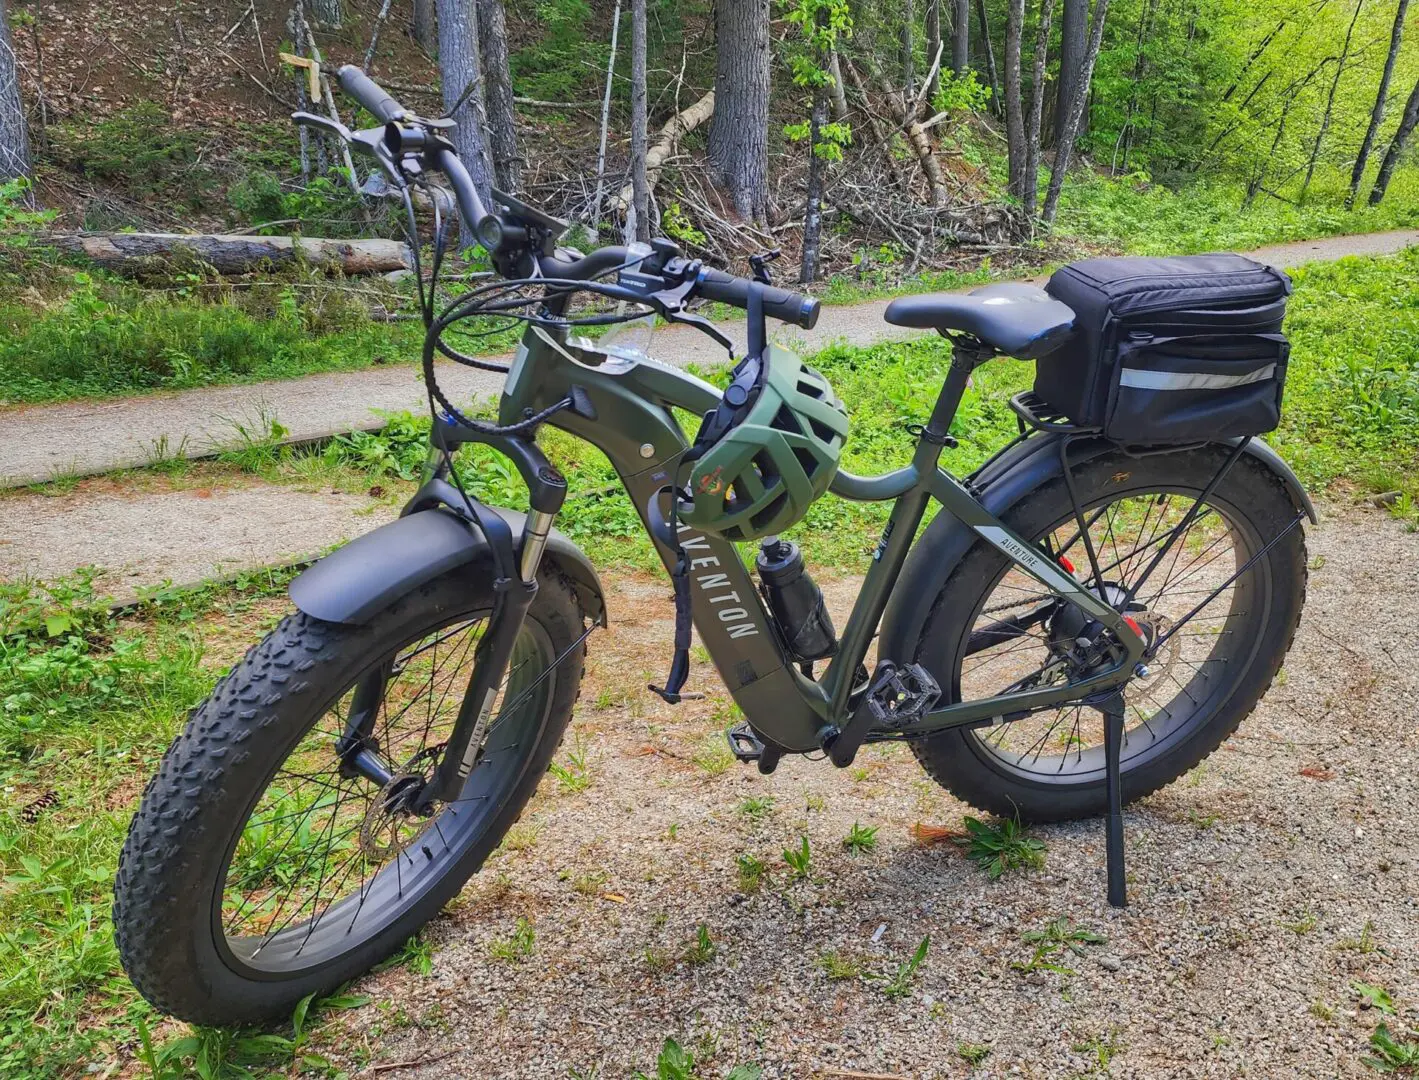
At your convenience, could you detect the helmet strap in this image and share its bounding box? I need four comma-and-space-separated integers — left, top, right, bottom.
649, 450, 703, 705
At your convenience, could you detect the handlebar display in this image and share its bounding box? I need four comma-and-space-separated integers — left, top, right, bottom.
336, 65, 406, 125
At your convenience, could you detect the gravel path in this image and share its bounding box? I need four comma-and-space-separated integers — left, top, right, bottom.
0, 480, 395, 598
3, 229, 1415, 489
305, 504, 1418, 1079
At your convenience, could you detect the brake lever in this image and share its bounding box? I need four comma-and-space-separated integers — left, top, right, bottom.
292, 111, 353, 142
647, 279, 735, 359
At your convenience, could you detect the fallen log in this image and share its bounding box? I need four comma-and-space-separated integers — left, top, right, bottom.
606, 88, 716, 215
41, 233, 413, 276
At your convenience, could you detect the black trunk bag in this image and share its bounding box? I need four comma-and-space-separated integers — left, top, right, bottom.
1036, 254, 1292, 444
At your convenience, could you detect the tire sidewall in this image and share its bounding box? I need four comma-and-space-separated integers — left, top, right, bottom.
909, 445, 1306, 822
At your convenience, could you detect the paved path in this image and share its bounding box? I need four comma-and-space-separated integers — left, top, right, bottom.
3, 229, 1415, 489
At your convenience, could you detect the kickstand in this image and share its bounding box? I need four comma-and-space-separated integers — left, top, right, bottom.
1102, 692, 1127, 908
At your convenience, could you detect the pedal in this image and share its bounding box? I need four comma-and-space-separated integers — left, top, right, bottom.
726, 721, 765, 762
827, 661, 941, 768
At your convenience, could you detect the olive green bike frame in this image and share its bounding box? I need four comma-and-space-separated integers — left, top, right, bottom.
499, 324, 1146, 754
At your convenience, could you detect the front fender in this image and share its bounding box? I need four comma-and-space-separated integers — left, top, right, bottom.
289, 507, 606, 626
878, 434, 1314, 665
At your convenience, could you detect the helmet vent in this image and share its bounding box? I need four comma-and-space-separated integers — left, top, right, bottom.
793, 446, 819, 477
751, 492, 789, 532
772, 405, 803, 435
807, 416, 838, 444
797, 379, 826, 400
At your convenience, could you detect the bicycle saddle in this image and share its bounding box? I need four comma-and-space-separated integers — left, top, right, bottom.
884, 283, 1076, 359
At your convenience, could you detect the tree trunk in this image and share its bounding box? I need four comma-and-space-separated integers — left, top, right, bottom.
609, 89, 715, 213
976, 0, 1004, 117
436, 0, 494, 244
1054, 0, 1088, 142
926, 0, 942, 103
479, 0, 521, 194
1370, 75, 1419, 205
1004, 0, 1027, 198
800, 83, 829, 283
828, 48, 850, 119
952, 0, 970, 74
1300, 0, 1363, 203
311, 0, 342, 27
709, 0, 771, 225
43, 233, 412, 275
902, 0, 916, 100
1348, 0, 1409, 208
592, 0, 622, 227
0, 0, 31, 184
1023, 0, 1057, 217
629, 0, 650, 241
412, 0, 436, 54
1042, 0, 1109, 225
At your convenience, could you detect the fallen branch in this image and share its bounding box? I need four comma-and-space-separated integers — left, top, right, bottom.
42, 233, 413, 276
607, 88, 715, 214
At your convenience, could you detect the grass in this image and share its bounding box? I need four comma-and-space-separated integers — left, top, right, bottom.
487, 917, 537, 962
1012, 919, 1107, 976
955, 815, 1047, 879
841, 821, 879, 855
782, 835, 812, 880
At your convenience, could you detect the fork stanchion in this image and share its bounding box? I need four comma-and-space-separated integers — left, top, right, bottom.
1102, 692, 1127, 908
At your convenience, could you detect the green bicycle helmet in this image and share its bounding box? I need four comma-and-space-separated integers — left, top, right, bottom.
679, 344, 849, 542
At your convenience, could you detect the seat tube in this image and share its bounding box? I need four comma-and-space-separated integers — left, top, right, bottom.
923, 338, 989, 444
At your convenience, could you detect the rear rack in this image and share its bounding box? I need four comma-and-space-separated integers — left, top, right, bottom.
1009, 391, 1101, 436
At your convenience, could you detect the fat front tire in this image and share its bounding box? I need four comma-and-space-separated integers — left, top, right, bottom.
113, 565, 585, 1026
909, 445, 1307, 823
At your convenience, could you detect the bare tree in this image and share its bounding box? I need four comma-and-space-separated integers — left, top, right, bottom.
951, 0, 970, 74
1054, 0, 1088, 141
1300, 0, 1363, 202
926, 0, 942, 102
1041, 0, 1110, 224
1370, 75, 1419, 205
976, 0, 1004, 116
902, 0, 916, 99
412, 0, 436, 54
479, 0, 520, 193
1004, 0, 1026, 197
1023, 0, 1057, 216
629, 0, 650, 241
436, 0, 494, 243
0, 0, 31, 184
709, 0, 771, 224
311, 0, 342, 27
1348, 0, 1409, 208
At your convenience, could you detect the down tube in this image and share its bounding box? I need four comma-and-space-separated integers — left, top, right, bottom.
619, 468, 831, 752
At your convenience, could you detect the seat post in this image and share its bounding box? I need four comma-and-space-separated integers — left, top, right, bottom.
923, 335, 995, 445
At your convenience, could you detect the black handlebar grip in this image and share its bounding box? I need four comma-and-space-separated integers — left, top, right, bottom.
336, 65, 406, 124
696, 268, 821, 331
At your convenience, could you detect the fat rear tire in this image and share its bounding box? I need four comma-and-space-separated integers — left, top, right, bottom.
908, 445, 1306, 823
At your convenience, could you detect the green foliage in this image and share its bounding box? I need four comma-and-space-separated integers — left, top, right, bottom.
0, 270, 401, 403
1353, 982, 1397, 1015
488, 916, 537, 962
0, 179, 53, 244
782, 834, 813, 879
633, 1037, 763, 1080
841, 821, 879, 854
660, 201, 708, 250
50, 103, 217, 212
1012, 918, 1107, 975
930, 68, 993, 116
735, 852, 766, 893
955, 815, 1046, 879
873, 934, 930, 999
684, 924, 715, 966
1365, 1024, 1419, 1072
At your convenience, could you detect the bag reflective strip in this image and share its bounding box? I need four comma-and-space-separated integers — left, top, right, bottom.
1118, 363, 1277, 391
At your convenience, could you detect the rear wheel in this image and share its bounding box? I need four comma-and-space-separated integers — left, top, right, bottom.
909, 445, 1306, 822
113, 565, 585, 1026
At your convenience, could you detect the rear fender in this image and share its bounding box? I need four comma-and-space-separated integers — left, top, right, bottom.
878, 434, 1314, 664
289, 507, 606, 626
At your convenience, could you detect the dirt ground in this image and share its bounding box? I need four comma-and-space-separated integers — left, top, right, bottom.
251, 501, 1419, 1080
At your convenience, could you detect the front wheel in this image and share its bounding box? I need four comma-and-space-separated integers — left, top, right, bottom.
909, 444, 1307, 822
113, 565, 585, 1026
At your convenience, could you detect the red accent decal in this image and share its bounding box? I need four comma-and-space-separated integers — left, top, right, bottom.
1058, 555, 1075, 574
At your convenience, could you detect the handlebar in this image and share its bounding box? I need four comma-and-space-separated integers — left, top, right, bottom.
325, 66, 819, 333
336, 65, 406, 125
694, 267, 820, 331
